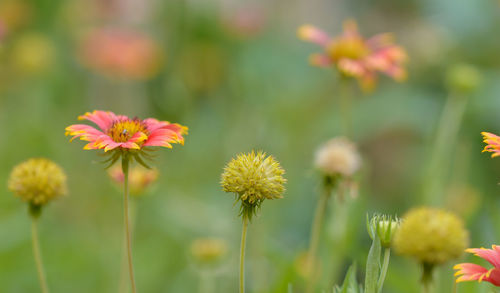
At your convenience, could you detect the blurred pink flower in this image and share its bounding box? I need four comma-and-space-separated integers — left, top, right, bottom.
481, 132, 500, 158
298, 20, 407, 91
108, 164, 158, 195
221, 5, 266, 39
78, 28, 163, 80
454, 246, 500, 286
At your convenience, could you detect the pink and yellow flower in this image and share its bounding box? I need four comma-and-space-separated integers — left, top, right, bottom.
298, 20, 407, 91
481, 132, 500, 158
65, 110, 187, 162
454, 246, 500, 286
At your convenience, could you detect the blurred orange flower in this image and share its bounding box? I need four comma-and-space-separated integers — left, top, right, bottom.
454, 246, 500, 286
78, 28, 163, 80
298, 20, 407, 91
481, 132, 500, 158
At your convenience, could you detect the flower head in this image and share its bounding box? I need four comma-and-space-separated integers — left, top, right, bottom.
78, 28, 163, 80
446, 64, 481, 94
221, 151, 286, 220
11, 33, 56, 75
481, 132, 500, 158
314, 137, 361, 179
108, 164, 158, 196
298, 20, 407, 91
8, 158, 67, 217
66, 110, 187, 166
190, 238, 228, 267
394, 207, 468, 266
367, 214, 401, 248
454, 245, 500, 286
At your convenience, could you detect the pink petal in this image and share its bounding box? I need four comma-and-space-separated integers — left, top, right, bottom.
143, 129, 180, 147
65, 124, 105, 142
309, 53, 333, 67
337, 58, 366, 77
466, 248, 500, 268
78, 110, 117, 131
297, 25, 331, 47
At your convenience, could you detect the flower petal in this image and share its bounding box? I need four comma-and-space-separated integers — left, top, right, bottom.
297, 25, 331, 47
78, 110, 117, 131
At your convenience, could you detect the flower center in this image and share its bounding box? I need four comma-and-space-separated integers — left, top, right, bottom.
107, 119, 148, 143
327, 37, 369, 61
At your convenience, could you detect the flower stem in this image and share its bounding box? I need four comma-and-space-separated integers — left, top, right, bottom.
421, 263, 434, 293
31, 218, 49, 293
377, 248, 391, 293
339, 76, 353, 135
119, 201, 137, 293
199, 270, 215, 293
423, 93, 468, 205
122, 156, 137, 293
239, 216, 249, 293
306, 183, 332, 293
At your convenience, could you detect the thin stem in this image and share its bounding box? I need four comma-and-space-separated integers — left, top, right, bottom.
421, 263, 434, 293
423, 93, 468, 205
199, 270, 215, 293
239, 216, 249, 293
377, 248, 391, 293
306, 184, 332, 293
119, 201, 137, 293
122, 156, 137, 293
339, 76, 353, 135
31, 218, 49, 293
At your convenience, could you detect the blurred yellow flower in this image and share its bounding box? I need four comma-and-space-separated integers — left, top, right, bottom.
8, 158, 67, 216
11, 33, 56, 75
394, 207, 468, 265
446, 64, 481, 94
190, 238, 228, 266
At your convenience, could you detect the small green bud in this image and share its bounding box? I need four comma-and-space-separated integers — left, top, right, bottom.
367, 214, 400, 248
445, 63, 481, 94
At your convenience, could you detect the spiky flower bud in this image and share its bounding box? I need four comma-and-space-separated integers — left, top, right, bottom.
190, 238, 228, 267
367, 214, 401, 248
446, 63, 481, 94
8, 158, 67, 217
221, 151, 286, 220
394, 207, 468, 266
314, 137, 361, 180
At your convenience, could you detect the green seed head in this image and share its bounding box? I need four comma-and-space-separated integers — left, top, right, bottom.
221, 151, 286, 221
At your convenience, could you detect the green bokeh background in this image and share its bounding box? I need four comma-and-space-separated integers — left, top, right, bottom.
0, 0, 499, 292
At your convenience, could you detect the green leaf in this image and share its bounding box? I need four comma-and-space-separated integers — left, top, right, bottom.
334, 264, 362, 293
364, 234, 381, 293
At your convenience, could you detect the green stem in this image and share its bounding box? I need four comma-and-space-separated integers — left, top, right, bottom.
239, 216, 249, 293
306, 183, 332, 293
31, 218, 49, 293
339, 76, 353, 136
122, 156, 137, 293
421, 263, 434, 293
423, 93, 467, 205
377, 248, 391, 293
119, 201, 137, 293
199, 270, 215, 293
